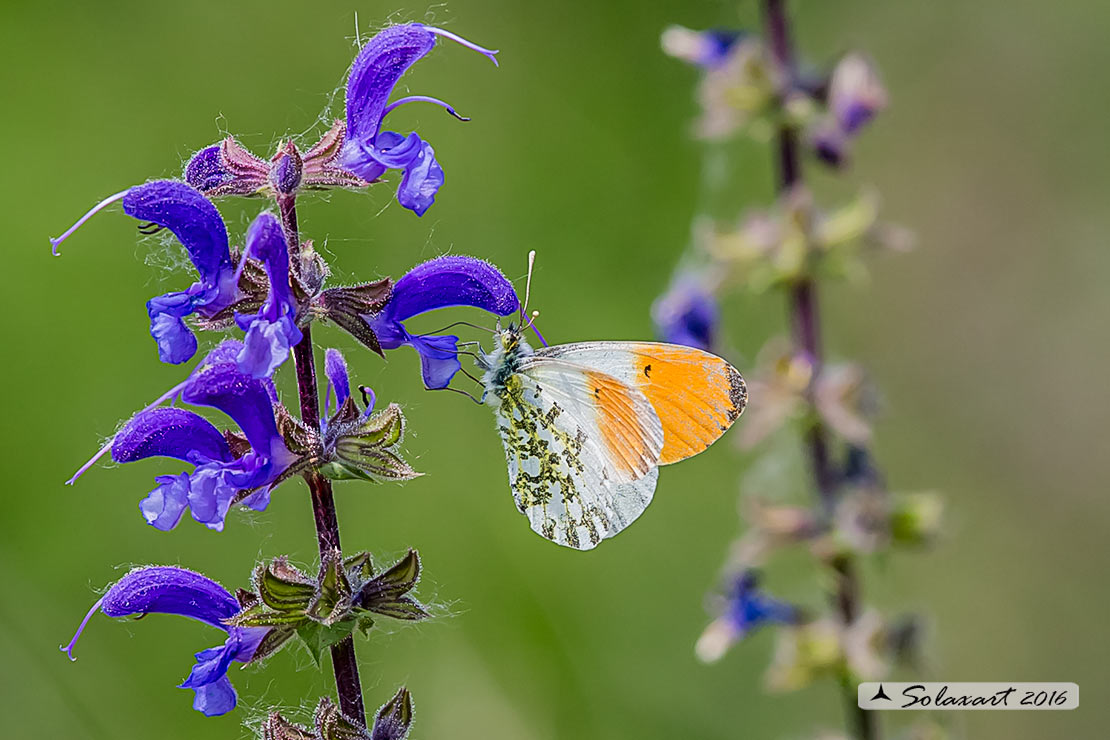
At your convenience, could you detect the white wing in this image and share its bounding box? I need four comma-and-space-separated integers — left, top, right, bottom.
490, 357, 663, 550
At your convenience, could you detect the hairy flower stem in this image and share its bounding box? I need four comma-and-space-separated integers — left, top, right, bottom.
761, 1, 876, 739
283, 200, 368, 725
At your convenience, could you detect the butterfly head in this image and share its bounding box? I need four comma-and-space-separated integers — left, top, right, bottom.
493, 320, 533, 357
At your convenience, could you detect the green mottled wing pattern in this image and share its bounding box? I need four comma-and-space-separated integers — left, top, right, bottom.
491, 360, 661, 550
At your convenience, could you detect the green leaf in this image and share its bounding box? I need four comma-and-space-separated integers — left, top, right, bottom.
356, 615, 375, 636
296, 622, 357, 667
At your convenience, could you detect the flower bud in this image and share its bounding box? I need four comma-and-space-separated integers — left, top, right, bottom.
270, 141, 304, 195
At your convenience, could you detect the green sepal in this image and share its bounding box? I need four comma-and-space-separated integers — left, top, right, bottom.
262, 711, 316, 740
255, 557, 316, 612
344, 551, 375, 581
354, 549, 429, 621
321, 404, 422, 483
226, 603, 310, 628
315, 696, 370, 740
365, 597, 430, 622
307, 550, 353, 626
370, 687, 413, 739
371, 549, 419, 598
319, 460, 380, 482
316, 280, 392, 357
250, 624, 298, 662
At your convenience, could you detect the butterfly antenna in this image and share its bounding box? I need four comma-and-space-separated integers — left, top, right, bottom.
521, 309, 548, 347
520, 249, 537, 322
419, 320, 496, 336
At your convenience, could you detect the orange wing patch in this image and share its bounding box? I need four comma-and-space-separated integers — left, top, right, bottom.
585, 370, 657, 479
633, 348, 746, 465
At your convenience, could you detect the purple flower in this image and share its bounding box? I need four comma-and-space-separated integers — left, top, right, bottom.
233, 213, 303, 378
338, 23, 498, 216
106, 340, 300, 531
322, 346, 372, 431
696, 570, 798, 663
661, 25, 745, 69
61, 566, 267, 717
363, 256, 519, 389
324, 347, 353, 413
50, 181, 244, 365
652, 274, 719, 351
128, 182, 243, 365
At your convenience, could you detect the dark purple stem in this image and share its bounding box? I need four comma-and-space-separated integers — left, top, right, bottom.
761, 2, 876, 739
283, 199, 367, 726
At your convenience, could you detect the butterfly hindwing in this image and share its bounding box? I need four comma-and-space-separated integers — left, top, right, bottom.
537, 342, 746, 465
490, 358, 663, 550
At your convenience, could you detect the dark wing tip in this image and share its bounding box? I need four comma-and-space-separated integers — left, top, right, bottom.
725, 364, 748, 424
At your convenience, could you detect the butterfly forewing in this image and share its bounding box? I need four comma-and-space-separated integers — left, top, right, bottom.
537, 342, 746, 465
491, 359, 662, 550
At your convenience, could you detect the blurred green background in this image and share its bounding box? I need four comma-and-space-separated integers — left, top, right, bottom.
2, 0, 1107, 737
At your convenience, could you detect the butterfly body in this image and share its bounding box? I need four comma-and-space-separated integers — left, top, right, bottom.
477, 327, 746, 550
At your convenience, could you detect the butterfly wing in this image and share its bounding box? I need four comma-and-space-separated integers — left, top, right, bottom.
491, 357, 663, 550
536, 342, 746, 465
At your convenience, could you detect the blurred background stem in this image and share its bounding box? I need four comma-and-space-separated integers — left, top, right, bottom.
760, 1, 876, 738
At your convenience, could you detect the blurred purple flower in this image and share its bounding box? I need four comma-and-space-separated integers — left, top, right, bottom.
233, 213, 303, 378
661, 25, 745, 69
105, 340, 300, 531
696, 570, 798, 662
62, 566, 267, 717
652, 274, 719, 351
338, 23, 498, 216
812, 53, 887, 166
363, 255, 518, 389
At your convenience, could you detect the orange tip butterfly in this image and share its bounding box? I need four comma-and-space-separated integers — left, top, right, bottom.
474, 253, 746, 550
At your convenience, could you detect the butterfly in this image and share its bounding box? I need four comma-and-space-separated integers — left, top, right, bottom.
474, 320, 746, 550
